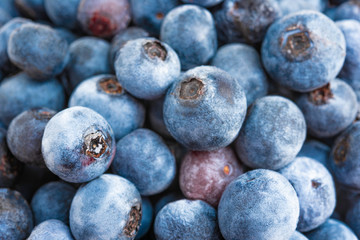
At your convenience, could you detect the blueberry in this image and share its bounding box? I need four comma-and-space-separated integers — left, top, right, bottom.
181, 0, 223, 7
115, 38, 180, 100
218, 169, 300, 240
0, 9, 11, 28
0, 128, 22, 188
44, 0, 80, 29
279, 157, 336, 232
154, 192, 184, 214
149, 96, 173, 139
130, 0, 180, 36
65, 37, 111, 91
235, 96, 306, 170
214, 0, 326, 44
179, 147, 245, 207
0, 17, 30, 72
70, 174, 142, 240
110, 27, 149, 67
135, 197, 153, 239
296, 79, 358, 138
112, 128, 176, 196
297, 140, 331, 170
211, 43, 269, 105
329, 122, 360, 190
0, 0, 20, 17
291, 231, 309, 240
0, 72, 65, 127
15, 0, 47, 20
69, 74, 145, 140
54, 27, 78, 44
77, 0, 131, 38
334, 1, 360, 22
164, 66, 247, 151
31, 181, 76, 225
42, 106, 116, 183
336, 186, 360, 220
8, 23, 69, 80
154, 199, 222, 240
160, 5, 217, 70
336, 20, 360, 101
28, 219, 74, 240
7, 108, 56, 167
346, 198, 360, 238
261, 10, 346, 92
306, 219, 358, 240
0, 189, 33, 239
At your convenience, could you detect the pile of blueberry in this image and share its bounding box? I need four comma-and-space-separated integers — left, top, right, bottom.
1, 0, 360, 239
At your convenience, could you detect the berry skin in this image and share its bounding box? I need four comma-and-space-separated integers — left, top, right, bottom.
0, 72, 65, 127
179, 147, 245, 207
115, 37, 181, 100
77, 0, 131, 38
306, 219, 358, 240
181, 0, 223, 7
336, 20, 360, 101
70, 174, 142, 240
8, 23, 69, 80
0, 189, 33, 240
69, 74, 146, 140
235, 96, 306, 170
160, 4, 217, 70
41, 106, 116, 183
31, 181, 76, 225
334, 1, 360, 22
7, 108, 56, 168
290, 231, 308, 240
110, 27, 149, 67
28, 219, 74, 240
279, 157, 336, 232
329, 122, 360, 190
261, 10, 346, 92
218, 169, 300, 240
112, 128, 176, 196
44, 0, 80, 29
130, 0, 179, 36
211, 43, 269, 105
64, 37, 111, 92
164, 66, 247, 151
296, 79, 358, 138
154, 199, 222, 240
0, 128, 22, 188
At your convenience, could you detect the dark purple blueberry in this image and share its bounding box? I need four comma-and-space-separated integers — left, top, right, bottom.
77, 0, 131, 38
7, 108, 56, 167
179, 147, 245, 207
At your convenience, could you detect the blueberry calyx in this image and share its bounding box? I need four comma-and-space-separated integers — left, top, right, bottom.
334, 137, 349, 165
311, 180, 321, 189
281, 25, 314, 61
98, 77, 123, 95
308, 83, 334, 105
83, 131, 107, 158
124, 204, 142, 237
143, 41, 167, 61
179, 78, 205, 100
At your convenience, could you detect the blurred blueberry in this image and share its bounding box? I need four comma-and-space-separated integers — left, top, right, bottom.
15, 0, 47, 19
31, 181, 76, 225
160, 5, 217, 70
130, 0, 180, 36
211, 43, 268, 105
8, 23, 69, 80
70, 174, 142, 239
181, 0, 223, 7
0, 72, 65, 127
54, 27, 78, 44
0, 0, 20, 17
334, 1, 360, 22
44, 0, 80, 29
297, 140, 331, 170
306, 219, 358, 240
